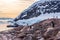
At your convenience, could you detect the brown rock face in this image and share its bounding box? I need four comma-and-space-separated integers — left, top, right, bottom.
0, 18, 60, 40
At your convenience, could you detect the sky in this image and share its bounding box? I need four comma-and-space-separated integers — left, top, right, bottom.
0, 0, 35, 18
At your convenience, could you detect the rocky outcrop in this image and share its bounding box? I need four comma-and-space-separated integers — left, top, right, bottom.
0, 18, 60, 40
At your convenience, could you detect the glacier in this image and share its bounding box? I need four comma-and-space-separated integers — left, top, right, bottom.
11, 13, 60, 26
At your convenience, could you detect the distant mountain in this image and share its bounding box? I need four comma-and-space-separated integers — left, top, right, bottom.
0, 18, 13, 24
0, 18, 13, 20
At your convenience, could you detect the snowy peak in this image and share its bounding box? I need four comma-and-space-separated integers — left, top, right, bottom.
14, 0, 60, 21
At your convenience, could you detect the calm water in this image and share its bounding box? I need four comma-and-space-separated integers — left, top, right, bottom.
0, 18, 13, 31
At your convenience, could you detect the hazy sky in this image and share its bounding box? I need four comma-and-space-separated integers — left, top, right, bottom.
0, 0, 35, 18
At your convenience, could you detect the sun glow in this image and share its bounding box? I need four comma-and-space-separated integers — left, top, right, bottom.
2, 0, 18, 3
0, 0, 35, 18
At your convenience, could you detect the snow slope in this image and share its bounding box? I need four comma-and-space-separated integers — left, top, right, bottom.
16, 13, 60, 26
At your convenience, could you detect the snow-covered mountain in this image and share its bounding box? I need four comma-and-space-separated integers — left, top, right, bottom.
7, 0, 60, 26
14, 0, 60, 21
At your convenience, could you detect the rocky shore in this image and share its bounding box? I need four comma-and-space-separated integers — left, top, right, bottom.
0, 18, 60, 40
